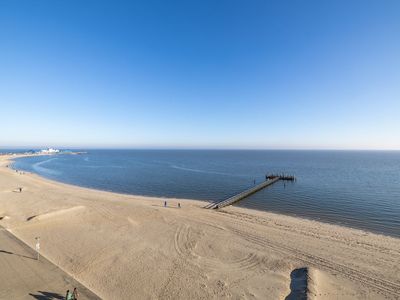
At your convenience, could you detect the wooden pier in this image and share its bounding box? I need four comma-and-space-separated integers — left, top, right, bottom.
266, 174, 296, 181
205, 174, 295, 210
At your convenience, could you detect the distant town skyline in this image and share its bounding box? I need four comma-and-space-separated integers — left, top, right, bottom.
1, 1, 399, 150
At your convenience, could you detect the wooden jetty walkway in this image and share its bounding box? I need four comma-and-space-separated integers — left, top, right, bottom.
205, 174, 295, 210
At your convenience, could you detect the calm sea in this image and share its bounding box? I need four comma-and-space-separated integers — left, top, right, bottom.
10, 150, 400, 237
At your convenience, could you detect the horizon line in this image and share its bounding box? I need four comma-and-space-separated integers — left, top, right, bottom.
1, 146, 400, 151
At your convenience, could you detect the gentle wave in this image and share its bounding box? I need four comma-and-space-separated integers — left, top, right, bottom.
82, 165, 127, 169
170, 164, 241, 177
32, 157, 61, 176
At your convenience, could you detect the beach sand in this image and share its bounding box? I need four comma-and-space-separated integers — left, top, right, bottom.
0, 155, 399, 299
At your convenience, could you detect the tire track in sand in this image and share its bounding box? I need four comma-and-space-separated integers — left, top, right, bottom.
174, 224, 269, 274
228, 227, 400, 298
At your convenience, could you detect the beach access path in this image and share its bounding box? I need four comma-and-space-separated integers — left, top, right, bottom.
0, 225, 100, 300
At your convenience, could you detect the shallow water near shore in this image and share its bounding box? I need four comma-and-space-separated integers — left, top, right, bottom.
11, 150, 400, 237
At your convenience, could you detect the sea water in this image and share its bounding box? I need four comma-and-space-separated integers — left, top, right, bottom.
11, 150, 400, 237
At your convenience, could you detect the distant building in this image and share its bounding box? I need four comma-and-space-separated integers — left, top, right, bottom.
40, 148, 60, 154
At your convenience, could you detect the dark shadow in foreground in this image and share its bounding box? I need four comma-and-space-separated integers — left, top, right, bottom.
29, 291, 64, 300
285, 267, 309, 300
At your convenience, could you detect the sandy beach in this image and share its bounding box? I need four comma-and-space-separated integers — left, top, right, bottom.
0, 154, 399, 299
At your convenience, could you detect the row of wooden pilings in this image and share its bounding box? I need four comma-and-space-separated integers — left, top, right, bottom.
205, 173, 296, 210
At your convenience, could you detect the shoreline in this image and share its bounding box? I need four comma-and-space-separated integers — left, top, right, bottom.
8, 153, 209, 206
1, 154, 400, 299
9, 153, 399, 239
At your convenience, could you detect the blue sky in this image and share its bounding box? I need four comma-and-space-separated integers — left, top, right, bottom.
0, 0, 399, 149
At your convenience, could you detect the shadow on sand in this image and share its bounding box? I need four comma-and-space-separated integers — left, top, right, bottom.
285, 267, 308, 300
0, 249, 35, 260
151, 204, 181, 209
29, 291, 64, 300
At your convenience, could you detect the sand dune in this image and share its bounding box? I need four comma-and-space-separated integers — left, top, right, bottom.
0, 155, 399, 299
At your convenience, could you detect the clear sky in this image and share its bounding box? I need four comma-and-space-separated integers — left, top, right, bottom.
1, 1, 399, 149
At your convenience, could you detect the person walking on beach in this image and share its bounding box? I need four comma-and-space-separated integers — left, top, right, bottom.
73, 287, 79, 300
164, 200, 167, 207
65, 290, 73, 300
178, 203, 181, 208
